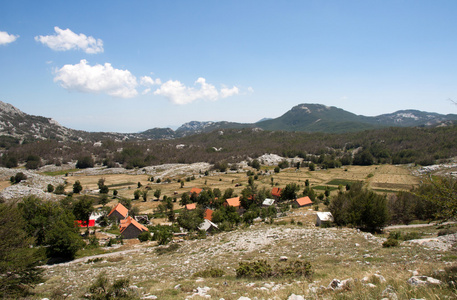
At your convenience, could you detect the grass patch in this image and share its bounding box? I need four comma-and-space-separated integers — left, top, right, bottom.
313, 185, 338, 191
326, 179, 360, 186
193, 267, 225, 278
372, 188, 397, 193
41, 169, 78, 176
75, 247, 108, 259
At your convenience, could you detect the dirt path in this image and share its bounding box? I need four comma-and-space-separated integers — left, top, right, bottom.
41, 248, 143, 268
385, 221, 456, 230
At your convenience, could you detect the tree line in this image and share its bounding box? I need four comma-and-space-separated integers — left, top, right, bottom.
2, 125, 457, 169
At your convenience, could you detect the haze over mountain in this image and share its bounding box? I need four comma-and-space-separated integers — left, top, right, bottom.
1, 100, 456, 142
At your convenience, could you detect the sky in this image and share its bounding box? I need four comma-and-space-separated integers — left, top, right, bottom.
1, 0, 457, 133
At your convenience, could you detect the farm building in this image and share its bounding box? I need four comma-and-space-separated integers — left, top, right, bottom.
294, 196, 313, 207
120, 216, 149, 239
108, 203, 128, 222
316, 212, 334, 227
262, 198, 275, 207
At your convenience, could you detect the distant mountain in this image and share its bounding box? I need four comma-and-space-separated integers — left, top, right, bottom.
1, 100, 456, 143
256, 104, 457, 133
365, 110, 457, 127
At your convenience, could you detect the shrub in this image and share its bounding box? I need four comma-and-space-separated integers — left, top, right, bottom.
274, 260, 313, 278
54, 184, 66, 195
236, 260, 313, 279
236, 260, 273, 278
382, 238, 399, 248
11, 172, 27, 184
137, 231, 150, 242
193, 267, 225, 278
47, 184, 54, 193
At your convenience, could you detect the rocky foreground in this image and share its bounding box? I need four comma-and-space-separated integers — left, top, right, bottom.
35, 221, 457, 300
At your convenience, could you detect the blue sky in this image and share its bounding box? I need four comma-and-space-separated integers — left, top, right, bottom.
1, 0, 457, 132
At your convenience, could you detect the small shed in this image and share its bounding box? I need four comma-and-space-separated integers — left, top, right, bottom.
316, 212, 334, 227
198, 219, 219, 233
262, 198, 275, 207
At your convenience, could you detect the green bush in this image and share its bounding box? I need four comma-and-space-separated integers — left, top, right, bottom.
193, 267, 225, 278
137, 231, 150, 242
382, 238, 399, 248
236, 260, 273, 278
274, 260, 313, 278
236, 260, 313, 279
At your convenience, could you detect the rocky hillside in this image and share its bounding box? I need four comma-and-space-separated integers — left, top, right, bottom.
0, 101, 142, 143
34, 219, 457, 299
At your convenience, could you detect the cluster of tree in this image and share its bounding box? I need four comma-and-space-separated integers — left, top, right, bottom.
329, 182, 389, 232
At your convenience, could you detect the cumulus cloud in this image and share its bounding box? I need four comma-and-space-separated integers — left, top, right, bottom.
54, 59, 138, 98
35, 26, 103, 54
140, 76, 161, 86
0, 31, 19, 45
154, 77, 240, 105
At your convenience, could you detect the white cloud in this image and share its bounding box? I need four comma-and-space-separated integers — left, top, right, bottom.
154, 77, 239, 105
0, 31, 19, 45
35, 26, 103, 54
220, 86, 239, 98
54, 59, 138, 98
140, 76, 161, 86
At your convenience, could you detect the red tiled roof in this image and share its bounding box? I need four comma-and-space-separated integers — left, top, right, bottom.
190, 188, 203, 195
108, 203, 128, 218
225, 197, 241, 207
204, 208, 213, 221
295, 196, 313, 207
271, 187, 282, 197
186, 203, 197, 210
119, 216, 148, 233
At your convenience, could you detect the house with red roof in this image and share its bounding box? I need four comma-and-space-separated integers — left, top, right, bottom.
189, 187, 203, 196
204, 208, 213, 221
120, 216, 149, 239
294, 196, 313, 207
223, 196, 240, 208
271, 187, 282, 200
108, 203, 128, 222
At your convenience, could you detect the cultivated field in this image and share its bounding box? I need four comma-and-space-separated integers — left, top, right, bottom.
60, 164, 420, 215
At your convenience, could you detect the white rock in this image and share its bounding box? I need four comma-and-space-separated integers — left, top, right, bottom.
288, 294, 305, 300
407, 276, 442, 286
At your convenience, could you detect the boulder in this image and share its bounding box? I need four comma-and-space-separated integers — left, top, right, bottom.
407, 276, 442, 286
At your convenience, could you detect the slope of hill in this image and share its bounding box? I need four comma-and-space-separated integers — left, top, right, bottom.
0, 101, 140, 143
